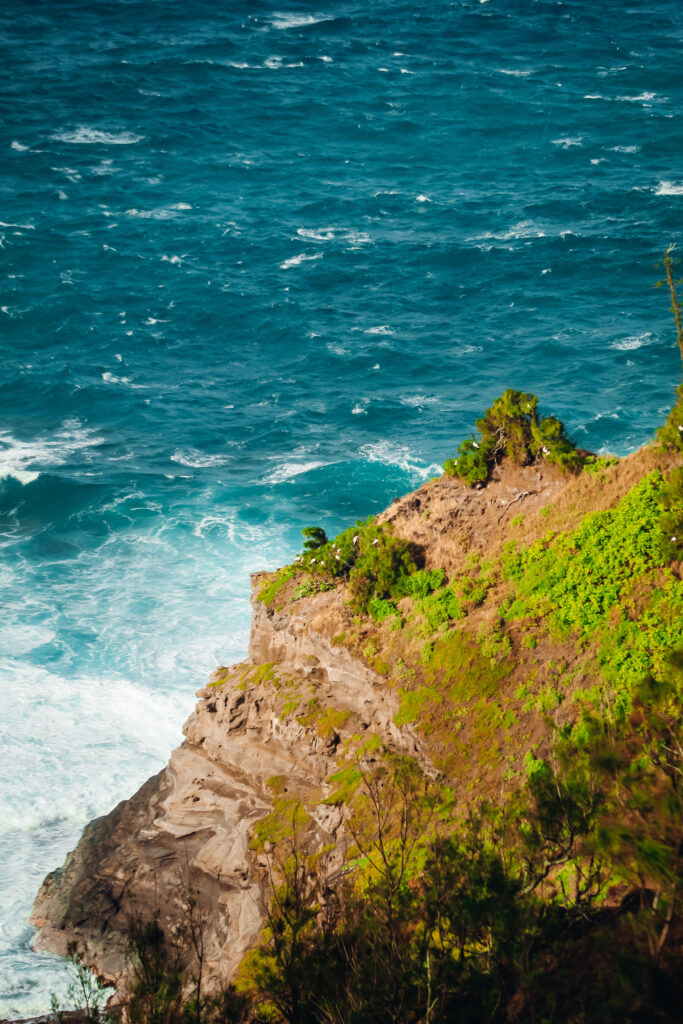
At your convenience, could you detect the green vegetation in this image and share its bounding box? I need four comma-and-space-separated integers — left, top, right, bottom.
656, 245, 683, 453
366, 597, 400, 624
444, 389, 584, 487
258, 566, 296, 604
238, 677, 683, 1022
301, 526, 328, 552
256, 518, 424, 614
583, 453, 619, 474
501, 471, 680, 636
399, 567, 445, 599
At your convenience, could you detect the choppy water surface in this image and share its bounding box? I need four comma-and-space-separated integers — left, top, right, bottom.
1, 0, 682, 1013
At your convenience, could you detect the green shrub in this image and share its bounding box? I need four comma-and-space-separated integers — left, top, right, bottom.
302, 525, 328, 552
297, 517, 421, 613
445, 437, 492, 486
367, 598, 400, 624
657, 465, 683, 562
399, 568, 446, 599
583, 454, 619, 475
419, 587, 464, 632
658, 385, 683, 453
477, 621, 512, 663
531, 415, 584, 472
292, 579, 320, 601
503, 472, 675, 637
456, 573, 491, 607
446, 389, 584, 488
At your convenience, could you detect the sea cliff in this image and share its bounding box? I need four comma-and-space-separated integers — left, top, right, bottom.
31, 433, 683, 1019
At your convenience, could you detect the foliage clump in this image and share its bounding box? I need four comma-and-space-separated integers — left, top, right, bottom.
502, 471, 680, 637
301, 526, 328, 552
295, 517, 422, 612
656, 245, 683, 453
444, 389, 583, 487
239, 670, 683, 1022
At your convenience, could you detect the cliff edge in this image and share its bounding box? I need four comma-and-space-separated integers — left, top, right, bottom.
30, 440, 682, 1005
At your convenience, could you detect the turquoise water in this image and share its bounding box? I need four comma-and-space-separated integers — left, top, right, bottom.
1, 0, 682, 1014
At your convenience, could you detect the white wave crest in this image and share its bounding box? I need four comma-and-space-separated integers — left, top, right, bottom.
552, 136, 583, 148
610, 332, 654, 351
476, 220, 546, 243
170, 448, 232, 469
359, 441, 443, 481
296, 227, 371, 245
126, 203, 192, 220
271, 13, 333, 29
0, 665, 189, 837
0, 466, 39, 485
0, 221, 34, 229
364, 324, 394, 335
51, 127, 144, 145
264, 56, 304, 69
616, 91, 657, 102
654, 180, 683, 196
102, 372, 148, 389
265, 460, 326, 483
10, 141, 28, 151
280, 252, 323, 270
0, 421, 104, 485
400, 394, 439, 408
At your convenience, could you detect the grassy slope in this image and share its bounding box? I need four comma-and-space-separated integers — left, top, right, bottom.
255, 442, 682, 811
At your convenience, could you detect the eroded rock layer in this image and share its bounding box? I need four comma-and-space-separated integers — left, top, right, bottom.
30, 575, 424, 991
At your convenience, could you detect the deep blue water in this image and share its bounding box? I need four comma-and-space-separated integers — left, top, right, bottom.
1, 0, 682, 1014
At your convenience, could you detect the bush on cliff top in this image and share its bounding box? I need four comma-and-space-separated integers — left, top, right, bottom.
296, 516, 421, 612
444, 389, 584, 487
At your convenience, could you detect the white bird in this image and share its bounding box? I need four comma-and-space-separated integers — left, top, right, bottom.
310, 558, 316, 564
372, 538, 379, 545
542, 445, 550, 455
353, 535, 358, 544
472, 441, 479, 449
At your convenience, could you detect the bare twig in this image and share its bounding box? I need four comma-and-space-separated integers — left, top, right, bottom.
497, 490, 537, 523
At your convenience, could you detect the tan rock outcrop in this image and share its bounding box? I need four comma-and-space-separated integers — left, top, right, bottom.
30, 578, 425, 994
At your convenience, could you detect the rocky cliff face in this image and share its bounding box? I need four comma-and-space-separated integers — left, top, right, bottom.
31, 446, 666, 995
30, 572, 427, 993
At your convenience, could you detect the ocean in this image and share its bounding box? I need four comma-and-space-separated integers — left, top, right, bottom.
1, 0, 682, 1014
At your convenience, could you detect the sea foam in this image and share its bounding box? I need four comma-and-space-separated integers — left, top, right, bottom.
0, 423, 104, 485
270, 13, 334, 30
280, 252, 323, 269
170, 448, 232, 468
654, 181, 683, 196
51, 127, 144, 144
265, 460, 327, 483
359, 441, 443, 481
